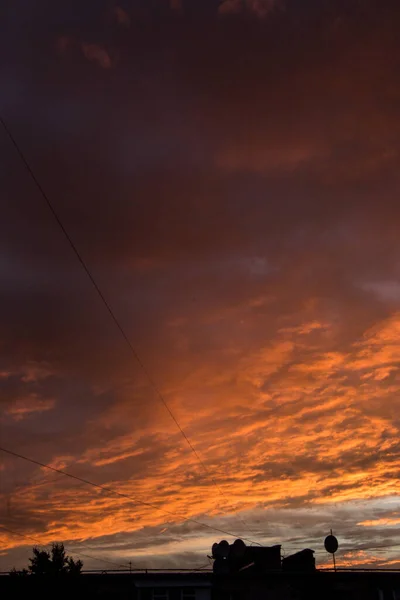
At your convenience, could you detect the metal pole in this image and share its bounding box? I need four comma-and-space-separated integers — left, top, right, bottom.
330, 530, 337, 572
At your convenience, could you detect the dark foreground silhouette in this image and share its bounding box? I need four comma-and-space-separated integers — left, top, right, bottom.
10, 543, 82, 576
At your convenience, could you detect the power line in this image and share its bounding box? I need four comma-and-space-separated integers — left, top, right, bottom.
0, 114, 258, 543
0, 525, 128, 570
0, 446, 257, 544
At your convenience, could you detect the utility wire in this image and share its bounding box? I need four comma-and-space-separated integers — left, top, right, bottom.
0, 525, 128, 570
0, 446, 258, 544
0, 114, 258, 543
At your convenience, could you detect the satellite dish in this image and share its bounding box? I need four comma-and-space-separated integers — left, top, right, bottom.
219, 540, 230, 558
231, 538, 246, 558
324, 535, 338, 554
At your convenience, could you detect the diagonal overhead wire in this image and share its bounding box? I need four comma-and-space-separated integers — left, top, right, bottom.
0, 446, 257, 544
0, 114, 259, 542
0, 114, 201, 465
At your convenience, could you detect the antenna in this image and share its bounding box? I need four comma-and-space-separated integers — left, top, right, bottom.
324, 529, 339, 572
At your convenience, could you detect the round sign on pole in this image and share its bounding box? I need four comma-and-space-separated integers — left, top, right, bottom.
324, 535, 338, 554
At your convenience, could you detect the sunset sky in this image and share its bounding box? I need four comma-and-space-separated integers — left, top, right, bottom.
1, 0, 400, 572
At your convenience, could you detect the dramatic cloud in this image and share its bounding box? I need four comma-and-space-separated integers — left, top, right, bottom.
1, 0, 400, 572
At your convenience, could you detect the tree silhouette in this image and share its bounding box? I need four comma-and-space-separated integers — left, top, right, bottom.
11, 543, 83, 576
29, 547, 51, 575
9, 567, 29, 576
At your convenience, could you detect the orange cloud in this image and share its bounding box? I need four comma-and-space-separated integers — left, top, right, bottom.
4, 311, 400, 565
2, 0, 400, 571
6, 396, 55, 421
358, 518, 400, 527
